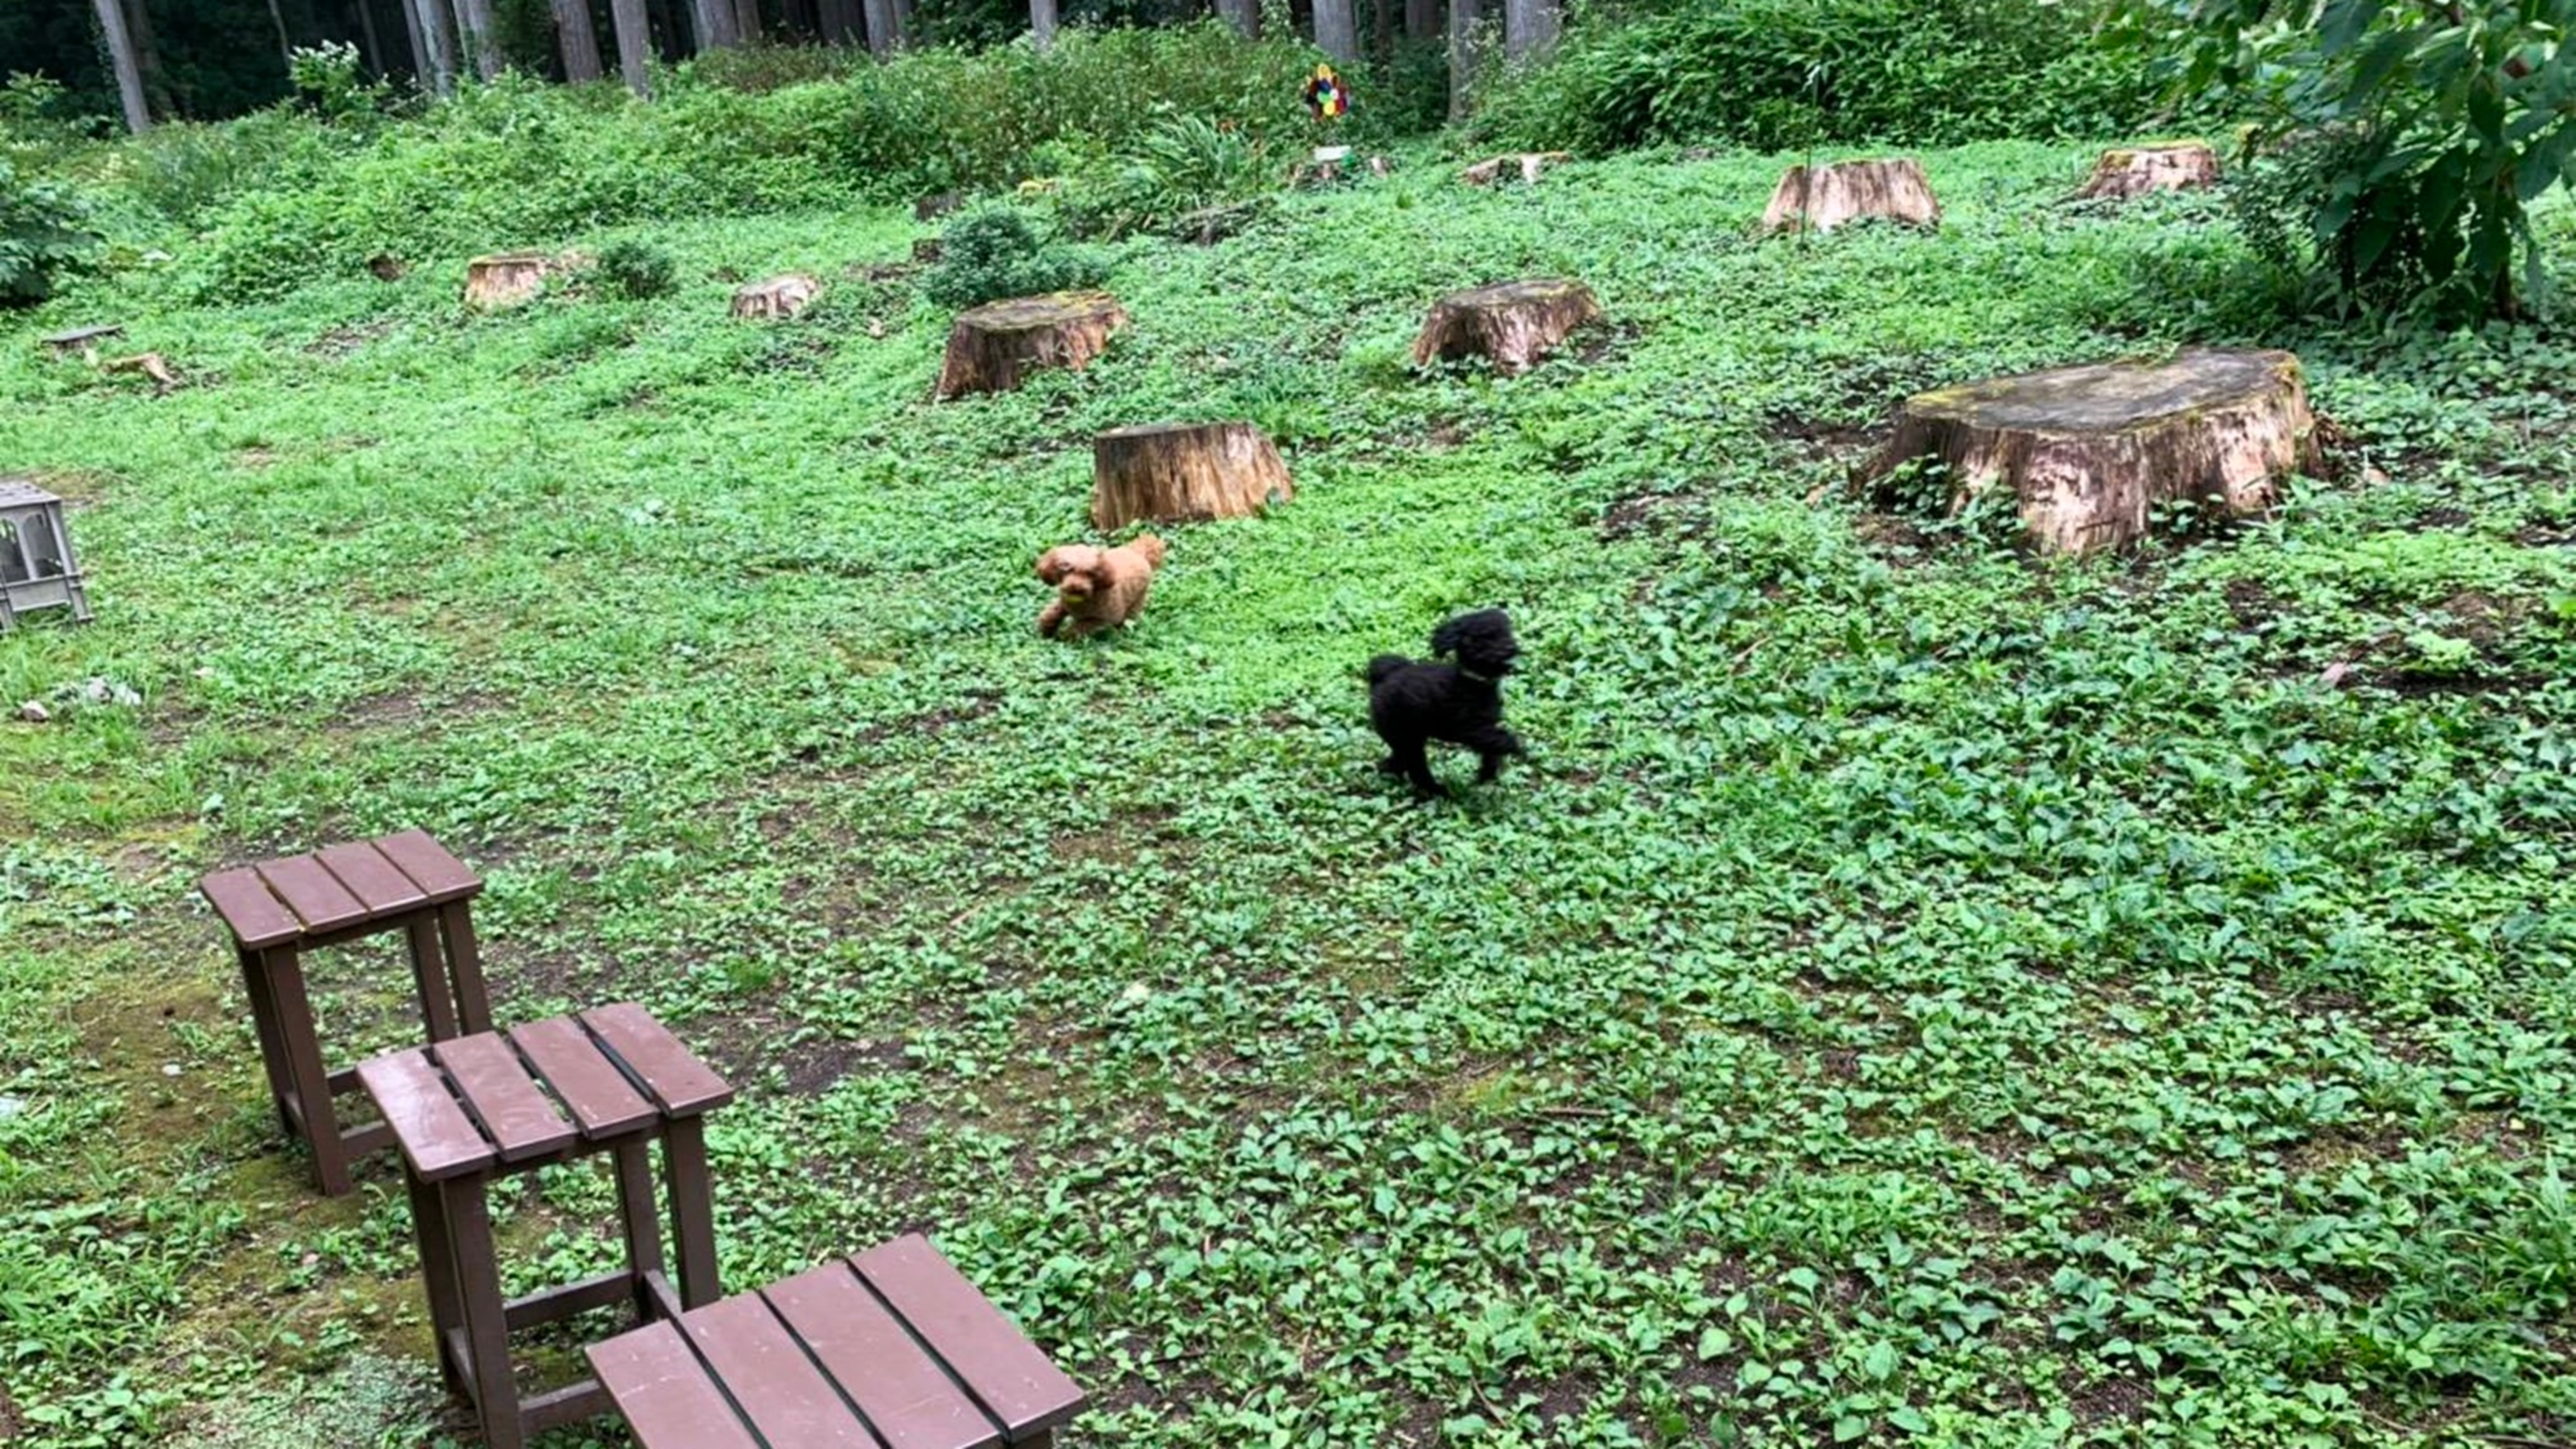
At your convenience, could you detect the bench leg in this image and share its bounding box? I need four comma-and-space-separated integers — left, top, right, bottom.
234, 946, 297, 1139
662, 1119, 721, 1310
613, 1141, 666, 1321
439, 902, 494, 1033
262, 947, 353, 1197
441, 1174, 525, 1449
407, 1171, 466, 1394
402, 915, 461, 1041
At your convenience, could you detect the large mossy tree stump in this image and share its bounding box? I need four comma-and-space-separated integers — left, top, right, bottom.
1412, 279, 1602, 375
2078, 143, 2220, 200
1760, 159, 1941, 235
462, 252, 564, 310
1865, 347, 2323, 556
1461, 152, 1571, 186
731, 273, 823, 320
935, 291, 1128, 400
1091, 422, 1294, 530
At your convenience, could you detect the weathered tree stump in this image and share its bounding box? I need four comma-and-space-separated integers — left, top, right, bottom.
1760, 159, 1941, 235
2077, 143, 2220, 201
1412, 279, 1602, 374
731, 273, 823, 320
40, 324, 123, 356
1091, 422, 1295, 530
935, 291, 1128, 400
462, 252, 565, 310
1462, 152, 1571, 186
1864, 347, 2323, 556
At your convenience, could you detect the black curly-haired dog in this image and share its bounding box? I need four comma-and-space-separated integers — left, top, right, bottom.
1367, 608, 1524, 799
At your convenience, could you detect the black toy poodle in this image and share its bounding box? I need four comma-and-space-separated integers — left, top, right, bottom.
1366, 608, 1523, 799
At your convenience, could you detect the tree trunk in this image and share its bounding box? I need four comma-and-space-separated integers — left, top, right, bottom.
2076, 143, 2219, 201
398, 0, 431, 84
1091, 423, 1295, 531
1032, 0, 1057, 47
1372, 0, 1394, 68
859, 0, 896, 52
734, 0, 763, 41
463, 252, 568, 309
454, 0, 504, 76
693, 0, 739, 48
1215, 0, 1257, 38
1447, 0, 1482, 120
1406, 0, 1437, 39
351, 0, 387, 73
610, 0, 653, 90
817, 0, 860, 41
780, 0, 814, 36
91, 0, 152, 132
892, 0, 911, 37
1502, 0, 1556, 62
1863, 348, 2322, 557
265, 0, 295, 66
936, 292, 1129, 400
1412, 278, 1600, 374
550, 0, 605, 79
1760, 158, 1941, 235
1312, 0, 1359, 61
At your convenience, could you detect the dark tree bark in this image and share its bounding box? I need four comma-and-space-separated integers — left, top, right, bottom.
1216, 0, 1256, 37
120, 0, 175, 118
1448, 0, 1482, 119
1502, 0, 1556, 61
818, 0, 861, 41
693, 0, 739, 48
1407, 0, 1438, 39
1032, 0, 1057, 47
552, 0, 604, 79
455, 0, 503, 76
351, 0, 387, 73
609, 0, 652, 88
397, 0, 431, 82
91, 0, 151, 132
265, 0, 295, 66
860, 0, 896, 52
733, 0, 763, 41
1312, 0, 1359, 60
780, 0, 815, 36
1372, 0, 1394, 67
413, 0, 461, 89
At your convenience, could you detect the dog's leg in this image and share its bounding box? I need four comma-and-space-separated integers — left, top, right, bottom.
1397, 741, 1442, 800
1038, 601, 1068, 638
1472, 728, 1522, 784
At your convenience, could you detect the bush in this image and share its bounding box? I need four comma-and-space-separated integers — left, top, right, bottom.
595, 238, 677, 299
922, 205, 1109, 309
0, 158, 96, 304
1475, 0, 2172, 154
1053, 114, 1277, 240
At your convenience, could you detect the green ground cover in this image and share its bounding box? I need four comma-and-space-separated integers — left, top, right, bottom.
1, 139, 2572, 1447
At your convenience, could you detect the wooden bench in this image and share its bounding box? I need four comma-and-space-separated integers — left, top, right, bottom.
588, 1234, 1086, 1449
359, 1003, 731, 1449
199, 830, 490, 1196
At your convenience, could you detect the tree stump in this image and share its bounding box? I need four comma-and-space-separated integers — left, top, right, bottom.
1092, 422, 1294, 530
462, 252, 564, 309
1461, 152, 1571, 186
2077, 143, 2220, 201
1412, 279, 1602, 374
40, 324, 123, 357
935, 291, 1128, 400
731, 273, 823, 320
1760, 159, 1940, 235
1864, 348, 2323, 556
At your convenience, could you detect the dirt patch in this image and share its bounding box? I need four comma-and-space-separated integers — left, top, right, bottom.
1573, 320, 1645, 367
1050, 804, 1182, 867
2223, 577, 2278, 629
308, 319, 396, 359
1854, 511, 1931, 564
839, 691, 1003, 752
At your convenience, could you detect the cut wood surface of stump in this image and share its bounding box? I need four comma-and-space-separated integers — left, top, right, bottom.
2078, 143, 2220, 201
1412, 279, 1602, 374
1462, 152, 1571, 186
462, 252, 563, 310
935, 290, 1128, 400
1092, 421, 1295, 531
1761, 159, 1941, 235
731, 273, 824, 320
1865, 347, 2322, 556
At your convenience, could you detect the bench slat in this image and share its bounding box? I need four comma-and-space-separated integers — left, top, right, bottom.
765, 1261, 1002, 1449
509, 1016, 655, 1139
253, 854, 371, 934
681, 1293, 884, 1449
434, 1033, 573, 1162
581, 1003, 734, 1116
199, 867, 300, 948
372, 828, 482, 903
354, 1049, 491, 1180
315, 840, 430, 915
853, 1237, 1085, 1439
586, 1321, 764, 1449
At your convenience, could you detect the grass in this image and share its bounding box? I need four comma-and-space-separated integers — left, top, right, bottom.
1, 139, 2573, 1448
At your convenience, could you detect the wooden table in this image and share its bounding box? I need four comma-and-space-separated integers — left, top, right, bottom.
199, 830, 490, 1196
359, 1003, 732, 1449
589, 1234, 1086, 1449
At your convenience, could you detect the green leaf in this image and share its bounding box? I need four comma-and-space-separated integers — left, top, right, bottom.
1890, 1406, 1932, 1434
1698, 1326, 1734, 1362
1864, 1341, 1898, 1381
1835, 1414, 1871, 1442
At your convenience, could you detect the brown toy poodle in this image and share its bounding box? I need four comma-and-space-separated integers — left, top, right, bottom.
1035, 534, 1167, 638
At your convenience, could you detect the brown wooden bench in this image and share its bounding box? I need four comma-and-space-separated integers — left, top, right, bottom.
359, 1003, 731, 1449
199, 830, 490, 1196
588, 1233, 1086, 1449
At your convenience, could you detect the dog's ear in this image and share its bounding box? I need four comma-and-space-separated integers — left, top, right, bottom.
1035, 548, 1076, 585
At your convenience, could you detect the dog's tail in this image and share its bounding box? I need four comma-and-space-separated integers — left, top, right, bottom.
1127, 534, 1168, 568
1367, 654, 1411, 688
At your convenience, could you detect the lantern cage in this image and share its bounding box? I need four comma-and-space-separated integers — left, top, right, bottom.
0, 478, 92, 631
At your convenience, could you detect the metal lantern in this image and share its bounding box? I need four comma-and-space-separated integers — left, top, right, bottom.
0, 477, 91, 631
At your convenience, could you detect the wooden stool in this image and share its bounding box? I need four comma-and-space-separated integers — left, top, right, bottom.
359, 1003, 732, 1449
588, 1234, 1086, 1449
199, 830, 491, 1196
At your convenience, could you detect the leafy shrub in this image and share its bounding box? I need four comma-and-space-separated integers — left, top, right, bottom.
1054, 114, 1277, 240
922, 205, 1108, 309
288, 41, 388, 125
595, 238, 677, 299
1475, 0, 2172, 154
0, 158, 96, 304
